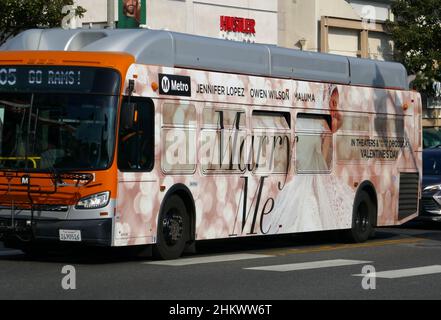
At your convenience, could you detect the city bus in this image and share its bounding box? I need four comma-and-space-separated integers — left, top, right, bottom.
0, 29, 421, 259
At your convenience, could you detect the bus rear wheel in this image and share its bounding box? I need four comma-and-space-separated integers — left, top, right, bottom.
153, 195, 189, 260
347, 190, 375, 243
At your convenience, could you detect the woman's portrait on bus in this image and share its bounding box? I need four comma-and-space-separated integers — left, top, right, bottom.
267, 84, 354, 234
329, 86, 343, 133
321, 85, 342, 164
123, 0, 142, 23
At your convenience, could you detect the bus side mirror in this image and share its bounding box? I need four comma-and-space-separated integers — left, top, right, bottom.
121, 102, 137, 129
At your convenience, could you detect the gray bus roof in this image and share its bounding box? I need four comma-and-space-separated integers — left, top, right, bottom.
0, 28, 409, 90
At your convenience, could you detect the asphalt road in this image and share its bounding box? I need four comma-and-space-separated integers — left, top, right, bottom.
1, 221, 441, 301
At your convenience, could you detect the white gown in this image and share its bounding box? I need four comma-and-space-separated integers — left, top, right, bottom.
268, 117, 355, 233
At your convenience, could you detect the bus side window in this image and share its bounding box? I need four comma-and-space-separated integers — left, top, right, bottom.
296, 113, 332, 173
118, 97, 154, 171
161, 102, 197, 174
252, 110, 291, 174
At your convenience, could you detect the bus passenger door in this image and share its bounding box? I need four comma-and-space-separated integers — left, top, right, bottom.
118, 97, 154, 171
115, 97, 157, 246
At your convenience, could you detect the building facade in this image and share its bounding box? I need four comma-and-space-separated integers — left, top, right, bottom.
75, 0, 279, 45
278, 0, 394, 60
75, 0, 393, 60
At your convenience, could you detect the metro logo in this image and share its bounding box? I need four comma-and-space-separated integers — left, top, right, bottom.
21, 175, 30, 185
161, 76, 171, 93
159, 73, 191, 97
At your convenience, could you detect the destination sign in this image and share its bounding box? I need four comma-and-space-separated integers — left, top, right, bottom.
0, 66, 120, 94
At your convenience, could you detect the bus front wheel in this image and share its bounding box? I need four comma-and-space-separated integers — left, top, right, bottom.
347, 190, 376, 243
153, 195, 189, 260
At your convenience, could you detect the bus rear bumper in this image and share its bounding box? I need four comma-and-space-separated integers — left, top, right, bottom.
0, 218, 112, 247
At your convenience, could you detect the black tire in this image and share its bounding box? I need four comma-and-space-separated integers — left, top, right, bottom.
153, 195, 189, 260
347, 190, 376, 243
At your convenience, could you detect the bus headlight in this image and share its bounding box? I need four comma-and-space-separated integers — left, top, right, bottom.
424, 185, 441, 192
75, 192, 110, 210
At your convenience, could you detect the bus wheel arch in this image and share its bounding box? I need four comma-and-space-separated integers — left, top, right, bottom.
154, 184, 196, 259
347, 181, 378, 243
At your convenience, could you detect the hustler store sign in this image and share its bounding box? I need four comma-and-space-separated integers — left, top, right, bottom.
220, 16, 256, 43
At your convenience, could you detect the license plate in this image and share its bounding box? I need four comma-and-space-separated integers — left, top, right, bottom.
59, 230, 82, 242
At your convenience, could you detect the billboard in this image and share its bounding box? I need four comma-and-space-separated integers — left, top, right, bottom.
118, 0, 146, 28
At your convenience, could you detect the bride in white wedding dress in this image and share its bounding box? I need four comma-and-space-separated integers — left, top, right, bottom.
267, 87, 355, 233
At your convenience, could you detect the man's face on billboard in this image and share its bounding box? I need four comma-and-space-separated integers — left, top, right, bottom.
124, 0, 139, 16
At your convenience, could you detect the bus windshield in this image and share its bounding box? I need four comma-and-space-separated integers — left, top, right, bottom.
0, 92, 118, 171
0, 66, 121, 171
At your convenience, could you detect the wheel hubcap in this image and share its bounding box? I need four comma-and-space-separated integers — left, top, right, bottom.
355, 202, 369, 233
162, 210, 183, 246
